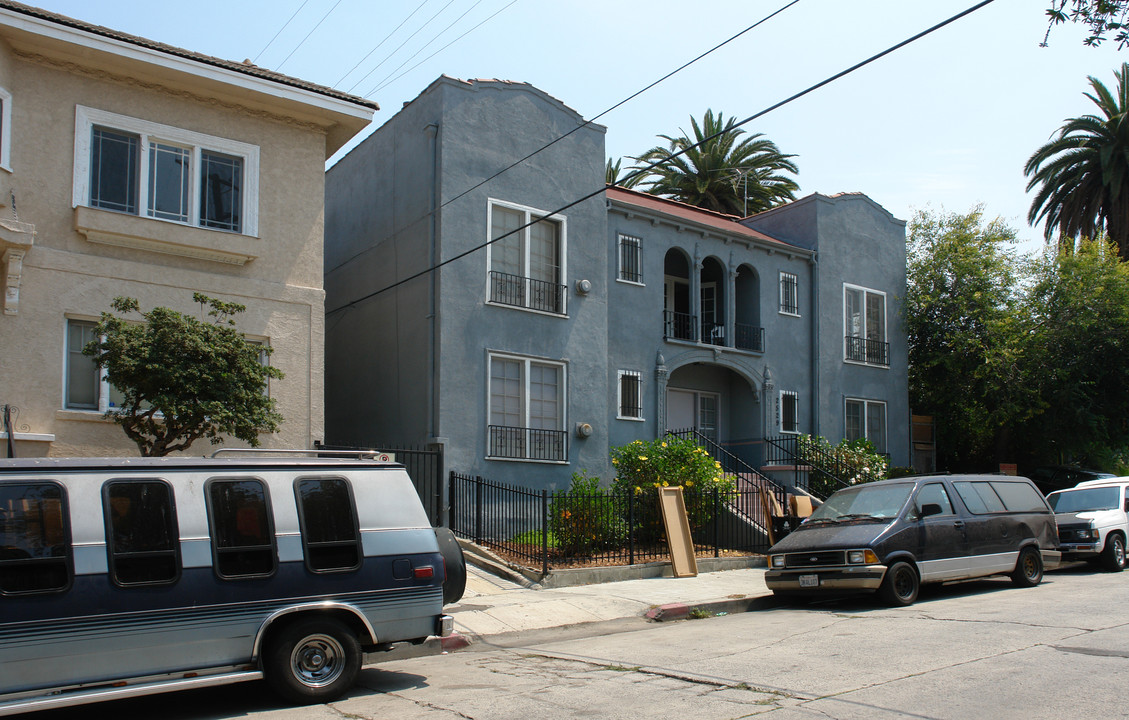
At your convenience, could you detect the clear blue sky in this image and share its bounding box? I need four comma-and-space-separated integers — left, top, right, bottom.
29, 0, 1127, 251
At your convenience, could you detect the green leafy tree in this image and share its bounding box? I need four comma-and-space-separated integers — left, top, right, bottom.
1025, 63, 1129, 261
904, 208, 1033, 470
84, 294, 284, 456
1017, 237, 1129, 465
1044, 1, 1129, 48
605, 157, 643, 188
632, 109, 799, 217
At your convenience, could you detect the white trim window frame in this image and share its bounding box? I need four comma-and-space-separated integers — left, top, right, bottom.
0, 86, 12, 173
72, 106, 260, 237
779, 271, 799, 316
485, 198, 567, 316
843, 283, 888, 367
617, 233, 643, 285
64, 318, 123, 412
617, 370, 644, 421
487, 351, 568, 463
845, 397, 887, 454
780, 390, 799, 435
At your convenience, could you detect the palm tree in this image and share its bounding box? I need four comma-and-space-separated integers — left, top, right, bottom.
1025, 62, 1129, 260
632, 110, 799, 216
605, 157, 644, 188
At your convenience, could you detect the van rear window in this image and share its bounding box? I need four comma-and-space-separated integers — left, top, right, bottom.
104, 480, 180, 586
989, 481, 1047, 513
0, 482, 71, 594
954, 480, 1046, 514
295, 477, 360, 573
206, 479, 276, 579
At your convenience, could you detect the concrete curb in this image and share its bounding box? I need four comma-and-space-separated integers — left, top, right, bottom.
644, 595, 778, 622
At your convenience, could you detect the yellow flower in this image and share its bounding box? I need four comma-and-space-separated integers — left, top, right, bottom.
662, 481, 669, 487
685, 480, 693, 487
611, 458, 618, 465
639, 456, 648, 461
661, 442, 667, 448
652, 482, 660, 488
714, 461, 721, 468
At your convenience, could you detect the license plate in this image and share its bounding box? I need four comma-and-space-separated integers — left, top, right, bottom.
799, 574, 819, 588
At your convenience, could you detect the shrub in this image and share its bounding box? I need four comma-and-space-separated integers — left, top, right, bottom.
610, 436, 736, 541
548, 471, 625, 556
797, 435, 888, 498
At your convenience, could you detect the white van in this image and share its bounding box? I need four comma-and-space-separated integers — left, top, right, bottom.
1047, 477, 1129, 571
0, 452, 465, 715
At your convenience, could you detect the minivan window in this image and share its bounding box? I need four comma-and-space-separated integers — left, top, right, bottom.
913, 482, 954, 517
206, 478, 276, 579
295, 476, 360, 572
0, 482, 71, 594
807, 482, 914, 522
952, 481, 1006, 514
1048, 486, 1120, 513
990, 481, 1048, 513
104, 479, 180, 586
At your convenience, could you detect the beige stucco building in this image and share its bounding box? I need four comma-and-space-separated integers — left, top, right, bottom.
0, 2, 375, 457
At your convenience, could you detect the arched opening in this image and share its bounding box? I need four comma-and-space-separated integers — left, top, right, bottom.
735, 264, 762, 352
665, 362, 762, 463
663, 249, 693, 341
700, 257, 726, 346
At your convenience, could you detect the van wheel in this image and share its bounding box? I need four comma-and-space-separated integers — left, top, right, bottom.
264, 617, 361, 704
1100, 533, 1126, 572
1011, 546, 1043, 587
878, 561, 919, 606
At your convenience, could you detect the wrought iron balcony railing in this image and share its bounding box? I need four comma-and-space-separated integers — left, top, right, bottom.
489, 271, 567, 315
845, 335, 890, 367
735, 323, 764, 353
488, 425, 568, 462
663, 310, 697, 342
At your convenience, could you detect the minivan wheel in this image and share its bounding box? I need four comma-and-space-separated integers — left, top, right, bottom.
1010, 546, 1043, 587
264, 617, 361, 704
878, 561, 919, 606
1100, 533, 1126, 572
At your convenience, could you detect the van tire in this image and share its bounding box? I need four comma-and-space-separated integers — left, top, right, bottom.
1100, 533, 1126, 572
264, 617, 361, 704
1011, 546, 1043, 587
878, 561, 919, 606
435, 527, 467, 605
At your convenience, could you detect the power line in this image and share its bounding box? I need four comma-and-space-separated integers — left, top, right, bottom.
326, 0, 997, 317
362, 0, 489, 98
326, 0, 798, 277
276, 0, 346, 72
252, 0, 311, 64
346, 0, 459, 95
332, 0, 432, 88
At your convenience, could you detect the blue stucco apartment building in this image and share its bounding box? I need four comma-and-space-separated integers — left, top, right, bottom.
324, 76, 908, 490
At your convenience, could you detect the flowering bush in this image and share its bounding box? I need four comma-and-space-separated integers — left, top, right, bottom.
610, 436, 736, 540
548, 471, 625, 556
796, 434, 888, 498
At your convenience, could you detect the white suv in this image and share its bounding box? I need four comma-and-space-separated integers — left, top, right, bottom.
1047, 478, 1129, 572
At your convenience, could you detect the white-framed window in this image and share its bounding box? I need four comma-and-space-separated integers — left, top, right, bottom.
844, 284, 888, 366
64, 318, 125, 412
617, 233, 643, 284
487, 199, 566, 315
72, 106, 259, 236
617, 370, 643, 420
780, 390, 799, 434
779, 271, 799, 316
845, 398, 887, 454
487, 352, 567, 462
0, 86, 12, 173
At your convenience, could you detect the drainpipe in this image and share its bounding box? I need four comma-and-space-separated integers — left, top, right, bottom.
3, 405, 14, 458
425, 122, 440, 442
809, 252, 819, 438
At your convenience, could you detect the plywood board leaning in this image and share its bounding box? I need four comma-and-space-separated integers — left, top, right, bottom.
659, 486, 698, 578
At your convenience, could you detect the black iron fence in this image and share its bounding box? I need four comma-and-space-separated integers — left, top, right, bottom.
449, 471, 773, 574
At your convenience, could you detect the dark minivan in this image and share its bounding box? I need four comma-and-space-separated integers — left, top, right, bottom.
764, 475, 1060, 606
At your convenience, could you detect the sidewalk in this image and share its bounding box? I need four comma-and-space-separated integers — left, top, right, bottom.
371, 548, 774, 662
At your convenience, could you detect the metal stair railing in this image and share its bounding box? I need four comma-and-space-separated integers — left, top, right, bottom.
667, 428, 789, 512
762, 435, 853, 499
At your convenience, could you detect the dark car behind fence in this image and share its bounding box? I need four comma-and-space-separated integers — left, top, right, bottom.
449, 471, 773, 574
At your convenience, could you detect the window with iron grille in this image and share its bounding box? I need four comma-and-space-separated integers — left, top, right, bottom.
617, 234, 643, 284
618, 370, 643, 420
779, 272, 799, 315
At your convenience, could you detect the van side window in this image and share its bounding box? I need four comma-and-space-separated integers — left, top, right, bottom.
206, 479, 276, 579
295, 477, 360, 573
104, 480, 180, 586
0, 482, 71, 595
914, 482, 954, 517
989, 481, 1047, 513
953, 481, 1006, 514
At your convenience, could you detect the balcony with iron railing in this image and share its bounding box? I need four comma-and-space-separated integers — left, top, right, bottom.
663, 311, 764, 354
488, 425, 568, 462
845, 335, 890, 367
489, 271, 567, 315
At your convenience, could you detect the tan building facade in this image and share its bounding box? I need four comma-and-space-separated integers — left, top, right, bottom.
0, 2, 375, 456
